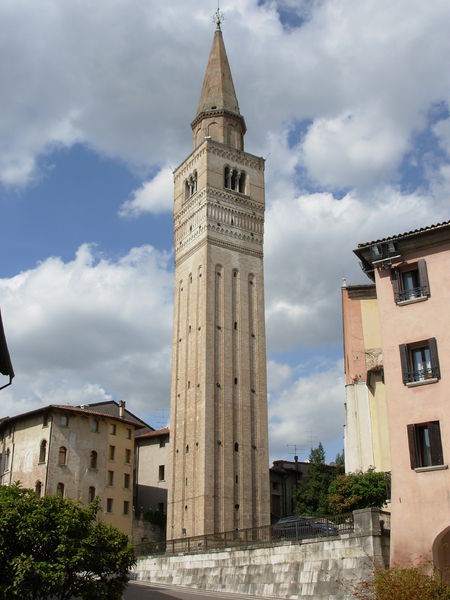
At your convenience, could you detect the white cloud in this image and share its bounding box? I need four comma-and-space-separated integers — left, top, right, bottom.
264, 187, 449, 352
1, 1, 450, 190
268, 360, 345, 461
119, 167, 173, 216
0, 244, 174, 420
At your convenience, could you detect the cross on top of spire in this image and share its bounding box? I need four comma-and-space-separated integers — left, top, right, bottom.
213, 5, 224, 30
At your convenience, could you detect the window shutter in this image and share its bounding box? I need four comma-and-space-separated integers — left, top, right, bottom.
428, 421, 443, 466
428, 337, 441, 379
391, 269, 400, 302
417, 259, 430, 297
407, 425, 418, 469
399, 344, 409, 384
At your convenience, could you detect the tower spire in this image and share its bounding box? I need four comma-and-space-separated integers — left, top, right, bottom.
191, 16, 246, 150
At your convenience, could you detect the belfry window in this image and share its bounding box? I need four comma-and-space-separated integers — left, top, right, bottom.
224, 166, 246, 193
185, 171, 197, 200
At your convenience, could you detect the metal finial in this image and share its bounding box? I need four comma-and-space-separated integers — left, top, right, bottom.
213, 5, 224, 30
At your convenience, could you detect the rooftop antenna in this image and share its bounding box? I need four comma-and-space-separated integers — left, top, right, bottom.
213, 2, 224, 30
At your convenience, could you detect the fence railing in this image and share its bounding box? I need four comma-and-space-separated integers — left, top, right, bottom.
134, 512, 354, 557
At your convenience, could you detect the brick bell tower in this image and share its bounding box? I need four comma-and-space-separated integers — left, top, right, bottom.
167, 14, 270, 540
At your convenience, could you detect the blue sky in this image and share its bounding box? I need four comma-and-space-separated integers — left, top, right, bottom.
1, 0, 449, 463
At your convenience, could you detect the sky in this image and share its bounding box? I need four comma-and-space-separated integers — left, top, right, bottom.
0, 0, 449, 463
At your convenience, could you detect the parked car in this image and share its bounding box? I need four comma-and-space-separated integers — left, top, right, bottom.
273, 515, 338, 540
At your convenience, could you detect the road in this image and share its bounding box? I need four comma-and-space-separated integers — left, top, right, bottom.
124, 581, 279, 599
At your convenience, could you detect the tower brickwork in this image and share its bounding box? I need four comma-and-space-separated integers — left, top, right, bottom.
167, 24, 270, 540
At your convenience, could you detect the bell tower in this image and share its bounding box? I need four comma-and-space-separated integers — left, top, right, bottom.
167, 17, 270, 540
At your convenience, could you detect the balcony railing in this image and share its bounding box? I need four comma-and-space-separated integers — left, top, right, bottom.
405, 366, 439, 383
397, 286, 427, 302
134, 513, 354, 557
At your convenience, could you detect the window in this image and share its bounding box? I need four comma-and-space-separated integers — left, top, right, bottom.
399, 338, 440, 384
185, 171, 197, 200
39, 440, 47, 464
92, 419, 99, 433
5, 448, 10, 471
110, 423, 116, 435
56, 482, 64, 497
108, 470, 114, 486
90, 450, 98, 469
407, 422, 444, 469
159, 438, 166, 448
35, 481, 42, 497
125, 448, 131, 464
106, 498, 113, 513
126, 428, 132, 440
391, 259, 430, 303
43, 414, 49, 427
60, 414, 68, 427
88, 486, 96, 503
123, 501, 129, 515
158, 465, 165, 481
224, 166, 246, 193
109, 445, 115, 460
58, 446, 67, 466
124, 473, 130, 489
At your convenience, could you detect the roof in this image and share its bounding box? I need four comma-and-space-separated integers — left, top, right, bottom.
0, 402, 151, 431
135, 427, 169, 440
357, 220, 450, 248
195, 28, 241, 119
78, 400, 152, 429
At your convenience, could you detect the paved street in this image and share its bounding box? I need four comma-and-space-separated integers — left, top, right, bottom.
124, 581, 278, 599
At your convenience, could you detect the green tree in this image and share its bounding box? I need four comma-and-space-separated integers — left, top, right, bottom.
328, 468, 389, 515
0, 484, 135, 600
293, 443, 335, 516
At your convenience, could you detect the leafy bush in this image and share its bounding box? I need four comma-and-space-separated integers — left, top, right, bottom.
354, 567, 450, 600
328, 468, 388, 515
374, 567, 450, 600
0, 484, 135, 600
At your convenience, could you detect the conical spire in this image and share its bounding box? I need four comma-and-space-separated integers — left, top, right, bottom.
196, 27, 241, 117
191, 25, 246, 150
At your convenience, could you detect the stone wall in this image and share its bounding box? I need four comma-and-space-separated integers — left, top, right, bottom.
133, 508, 390, 599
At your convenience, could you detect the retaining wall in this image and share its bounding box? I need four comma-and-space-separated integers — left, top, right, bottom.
133, 508, 389, 599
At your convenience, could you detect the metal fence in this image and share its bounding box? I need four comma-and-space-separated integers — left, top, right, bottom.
134, 512, 354, 557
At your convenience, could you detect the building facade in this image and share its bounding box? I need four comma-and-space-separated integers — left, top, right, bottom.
354, 220, 450, 579
0, 401, 146, 536
342, 283, 391, 473
167, 21, 270, 539
134, 427, 170, 516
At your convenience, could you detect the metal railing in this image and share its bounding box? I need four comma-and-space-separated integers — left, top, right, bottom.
134, 513, 354, 557
397, 286, 426, 302
405, 366, 439, 383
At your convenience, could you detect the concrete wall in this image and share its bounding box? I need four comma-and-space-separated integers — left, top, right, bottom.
134, 508, 389, 599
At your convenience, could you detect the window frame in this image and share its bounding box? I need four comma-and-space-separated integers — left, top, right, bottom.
399, 338, 440, 385
58, 446, 67, 466
158, 464, 165, 481
407, 421, 445, 470
391, 259, 430, 304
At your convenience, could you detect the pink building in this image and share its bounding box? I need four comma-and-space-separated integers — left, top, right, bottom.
354, 220, 450, 580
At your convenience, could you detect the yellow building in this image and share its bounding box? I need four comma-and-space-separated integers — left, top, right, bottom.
0, 401, 148, 537
342, 282, 391, 474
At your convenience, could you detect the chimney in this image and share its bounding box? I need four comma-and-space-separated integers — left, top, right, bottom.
119, 400, 125, 418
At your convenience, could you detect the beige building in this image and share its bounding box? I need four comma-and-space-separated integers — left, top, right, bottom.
0, 401, 148, 536
135, 427, 170, 516
167, 19, 270, 540
353, 220, 450, 579
342, 283, 391, 473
